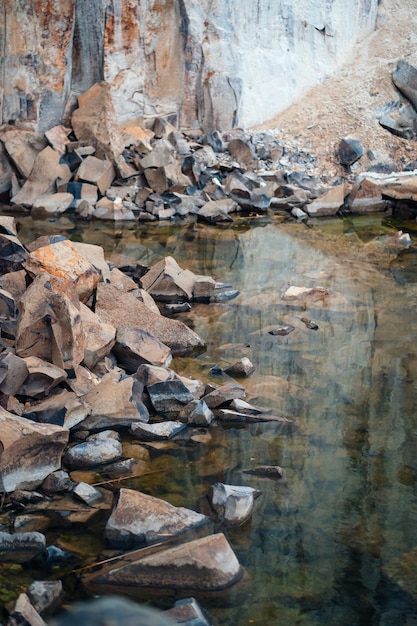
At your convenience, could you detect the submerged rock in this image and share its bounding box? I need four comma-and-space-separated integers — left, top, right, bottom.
49, 596, 175, 626
0, 531, 46, 563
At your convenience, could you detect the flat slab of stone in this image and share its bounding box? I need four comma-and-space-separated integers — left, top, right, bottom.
105, 488, 211, 549
95, 283, 205, 356
129, 420, 186, 441
0, 407, 69, 492
93, 532, 242, 591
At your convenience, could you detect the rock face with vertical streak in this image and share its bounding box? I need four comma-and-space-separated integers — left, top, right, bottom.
0, 1, 379, 132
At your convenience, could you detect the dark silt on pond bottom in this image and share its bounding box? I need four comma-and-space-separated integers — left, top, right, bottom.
9, 210, 417, 625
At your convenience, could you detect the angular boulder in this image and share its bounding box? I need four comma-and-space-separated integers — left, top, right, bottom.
23, 239, 100, 304
105, 488, 211, 549
113, 327, 172, 372
211, 483, 261, 526
64, 431, 122, 469
11, 146, 72, 207
0, 408, 69, 492
79, 304, 116, 370
141, 256, 196, 302
92, 533, 242, 591
16, 273, 85, 372
393, 60, 417, 111
95, 283, 205, 356
72, 81, 125, 162
79, 372, 149, 431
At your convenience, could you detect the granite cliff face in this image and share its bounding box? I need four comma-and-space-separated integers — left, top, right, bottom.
0, 0, 379, 132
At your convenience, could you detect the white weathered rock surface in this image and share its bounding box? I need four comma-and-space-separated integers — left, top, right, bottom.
0, 407, 69, 493
211, 483, 260, 526
1, 1, 379, 131
105, 488, 211, 548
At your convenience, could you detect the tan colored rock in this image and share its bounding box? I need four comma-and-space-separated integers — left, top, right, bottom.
141, 256, 195, 302
94, 197, 135, 221
121, 126, 154, 152
79, 304, 116, 370
23, 389, 90, 430
0, 141, 13, 194
109, 267, 138, 292
369, 171, 417, 202
23, 239, 100, 303
347, 176, 387, 213
0, 352, 29, 396
31, 192, 74, 217
8, 592, 47, 626
0, 269, 27, 303
0, 406, 69, 493
75, 155, 116, 195
44, 125, 71, 155
72, 81, 125, 162
306, 183, 345, 217
79, 371, 149, 431
193, 275, 216, 301
0, 128, 47, 179
72, 241, 111, 282
11, 146, 72, 207
16, 273, 84, 372
18, 356, 67, 397
91, 532, 242, 591
95, 283, 205, 356
105, 488, 211, 548
113, 327, 172, 372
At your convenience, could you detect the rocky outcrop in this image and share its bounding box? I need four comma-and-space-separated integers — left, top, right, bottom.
1, 1, 379, 132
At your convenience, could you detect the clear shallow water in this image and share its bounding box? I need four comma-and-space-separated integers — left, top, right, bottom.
9, 211, 417, 625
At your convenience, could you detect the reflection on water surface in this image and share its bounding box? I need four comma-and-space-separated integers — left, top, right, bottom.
11, 212, 417, 625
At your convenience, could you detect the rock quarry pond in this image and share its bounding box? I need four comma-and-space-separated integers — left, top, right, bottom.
4, 207, 417, 625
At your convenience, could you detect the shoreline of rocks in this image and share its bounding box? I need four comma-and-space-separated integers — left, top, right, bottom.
0, 214, 298, 624
1, 60, 417, 230
2, 58, 417, 625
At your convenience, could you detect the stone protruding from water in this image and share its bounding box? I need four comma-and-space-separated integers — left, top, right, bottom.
105, 488, 212, 549
92, 532, 242, 592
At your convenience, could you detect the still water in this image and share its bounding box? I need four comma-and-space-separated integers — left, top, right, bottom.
12, 211, 417, 624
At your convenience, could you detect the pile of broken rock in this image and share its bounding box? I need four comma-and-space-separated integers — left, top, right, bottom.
2, 78, 417, 227
0, 216, 294, 624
